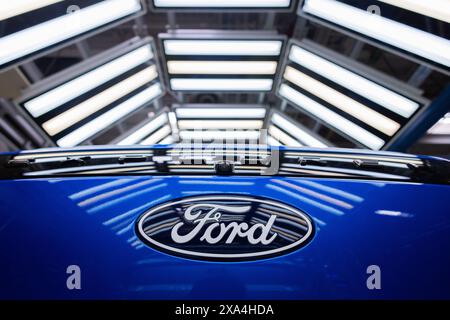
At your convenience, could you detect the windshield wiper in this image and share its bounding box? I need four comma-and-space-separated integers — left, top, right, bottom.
1, 147, 449, 185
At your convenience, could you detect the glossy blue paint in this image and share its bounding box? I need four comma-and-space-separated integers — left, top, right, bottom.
0, 172, 449, 299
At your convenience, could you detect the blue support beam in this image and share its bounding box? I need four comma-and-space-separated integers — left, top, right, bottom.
386, 85, 450, 152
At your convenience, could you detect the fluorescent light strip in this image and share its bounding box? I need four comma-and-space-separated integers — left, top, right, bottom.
289, 45, 419, 118
378, 0, 450, 23
0, 0, 64, 21
167, 61, 278, 75
284, 66, 400, 136
140, 125, 172, 145
272, 113, 327, 148
43, 66, 158, 136
279, 84, 385, 150
25, 45, 153, 118
118, 113, 169, 145
302, 0, 450, 67
428, 113, 450, 135
180, 130, 261, 141
159, 136, 174, 144
176, 108, 266, 119
178, 120, 263, 130
168, 111, 178, 130
268, 136, 282, 146
57, 84, 162, 147
0, 0, 142, 66
154, 0, 291, 8
164, 40, 282, 56
269, 125, 302, 147
171, 78, 273, 91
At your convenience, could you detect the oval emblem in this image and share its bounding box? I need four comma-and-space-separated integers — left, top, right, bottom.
135, 195, 315, 261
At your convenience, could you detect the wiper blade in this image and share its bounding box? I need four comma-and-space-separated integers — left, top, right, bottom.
60, 156, 91, 167
353, 159, 380, 169
1, 147, 449, 185
118, 155, 149, 164
298, 157, 328, 167
7, 159, 35, 168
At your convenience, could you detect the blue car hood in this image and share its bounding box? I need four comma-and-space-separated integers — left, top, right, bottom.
0, 146, 449, 299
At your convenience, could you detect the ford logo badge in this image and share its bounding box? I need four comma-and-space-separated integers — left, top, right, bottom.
135, 195, 315, 262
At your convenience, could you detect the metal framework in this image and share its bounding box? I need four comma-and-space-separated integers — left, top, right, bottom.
385, 86, 450, 152
266, 108, 333, 148
275, 38, 433, 151
148, 0, 298, 13
296, 0, 450, 76
0, 0, 148, 72
158, 29, 287, 94
111, 107, 173, 145
0, 98, 51, 149
171, 103, 268, 143
15, 37, 165, 148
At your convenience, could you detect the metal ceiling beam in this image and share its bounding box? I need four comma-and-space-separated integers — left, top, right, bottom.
385, 85, 450, 152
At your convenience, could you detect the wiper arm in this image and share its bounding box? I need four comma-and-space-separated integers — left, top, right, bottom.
60, 156, 91, 167
298, 157, 328, 167
118, 155, 148, 164
7, 159, 35, 168
353, 159, 380, 169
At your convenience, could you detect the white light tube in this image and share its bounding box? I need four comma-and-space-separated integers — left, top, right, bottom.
289, 45, 419, 118
180, 130, 261, 141
57, 83, 162, 147
428, 113, 450, 135
24, 45, 153, 118
178, 120, 263, 130
164, 40, 282, 56
159, 136, 174, 144
171, 78, 273, 91
378, 0, 450, 23
154, 0, 291, 8
168, 111, 179, 132
176, 108, 266, 119
0, 0, 64, 21
43, 66, 158, 136
279, 84, 385, 150
140, 125, 172, 145
118, 113, 169, 145
272, 113, 327, 148
267, 136, 282, 146
303, 0, 450, 67
284, 66, 400, 136
167, 61, 278, 75
269, 125, 302, 147
0, 0, 142, 67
